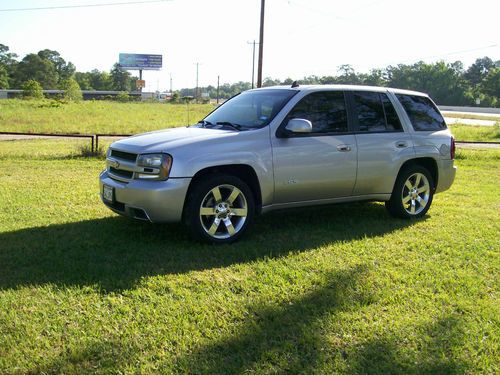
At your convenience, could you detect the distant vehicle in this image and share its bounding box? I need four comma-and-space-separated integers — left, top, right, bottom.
100, 84, 456, 243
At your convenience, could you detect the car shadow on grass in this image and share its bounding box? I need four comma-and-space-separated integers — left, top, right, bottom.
0, 202, 422, 292
32, 265, 372, 373
31, 265, 468, 374
347, 315, 470, 374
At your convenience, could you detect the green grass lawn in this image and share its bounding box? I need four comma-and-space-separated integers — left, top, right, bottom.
443, 112, 500, 122
449, 124, 500, 142
0, 99, 214, 134
0, 139, 498, 373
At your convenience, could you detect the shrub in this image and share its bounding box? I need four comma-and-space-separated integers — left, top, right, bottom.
170, 92, 180, 103
61, 78, 83, 101
116, 91, 130, 102
22, 79, 44, 99
78, 144, 105, 158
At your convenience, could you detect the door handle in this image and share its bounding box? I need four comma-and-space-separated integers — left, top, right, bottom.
396, 141, 408, 148
337, 144, 351, 152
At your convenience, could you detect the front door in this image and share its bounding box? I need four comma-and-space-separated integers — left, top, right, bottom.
271, 91, 357, 204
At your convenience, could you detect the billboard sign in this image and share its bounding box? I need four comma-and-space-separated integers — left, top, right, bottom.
119, 53, 162, 70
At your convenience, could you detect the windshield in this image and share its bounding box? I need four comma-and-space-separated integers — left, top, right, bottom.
202, 89, 297, 129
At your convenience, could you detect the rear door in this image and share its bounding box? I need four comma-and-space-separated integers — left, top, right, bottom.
350, 91, 414, 195
271, 90, 357, 203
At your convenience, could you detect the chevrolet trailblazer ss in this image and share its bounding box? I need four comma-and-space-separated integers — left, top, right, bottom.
100, 85, 456, 243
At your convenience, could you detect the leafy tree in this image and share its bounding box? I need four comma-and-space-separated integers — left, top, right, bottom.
262, 77, 281, 87
319, 75, 336, 84
481, 68, 499, 103
110, 63, 133, 91
360, 69, 388, 86
74, 72, 92, 90
386, 61, 469, 105
464, 57, 496, 87
0, 44, 17, 64
299, 75, 321, 85
171, 92, 180, 103
61, 77, 83, 101
88, 69, 113, 91
0, 65, 9, 88
37, 49, 75, 82
0, 44, 17, 88
22, 79, 44, 99
14, 53, 58, 89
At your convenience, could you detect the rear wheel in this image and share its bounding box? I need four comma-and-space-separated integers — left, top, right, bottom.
184, 174, 254, 244
386, 166, 434, 219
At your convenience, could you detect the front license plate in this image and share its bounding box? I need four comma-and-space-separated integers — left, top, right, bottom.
103, 185, 114, 203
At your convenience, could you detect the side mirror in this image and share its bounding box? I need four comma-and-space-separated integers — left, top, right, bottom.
285, 118, 312, 133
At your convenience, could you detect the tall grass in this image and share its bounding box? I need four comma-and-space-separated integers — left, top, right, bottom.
449, 124, 500, 142
0, 99, 214, 135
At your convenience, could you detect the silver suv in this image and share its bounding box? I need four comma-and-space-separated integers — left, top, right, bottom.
99, 85, 456, 243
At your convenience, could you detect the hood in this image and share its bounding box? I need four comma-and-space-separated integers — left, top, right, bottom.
110, 126, 237, 154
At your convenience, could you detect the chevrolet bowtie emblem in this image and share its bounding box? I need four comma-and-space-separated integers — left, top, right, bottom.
109, 159, 120, 169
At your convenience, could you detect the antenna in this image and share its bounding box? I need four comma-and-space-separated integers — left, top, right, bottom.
291, 81, 299, 88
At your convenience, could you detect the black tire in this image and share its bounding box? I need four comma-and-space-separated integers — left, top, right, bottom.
183, 174, 255, 244
385, 165, 434, 219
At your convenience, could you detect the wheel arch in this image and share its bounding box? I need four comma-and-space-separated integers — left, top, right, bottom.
397, 157, 438, 191
182, 164, 263, 220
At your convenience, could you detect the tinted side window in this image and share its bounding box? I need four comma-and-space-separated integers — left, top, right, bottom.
353, 92, 386, 132
396, 94, 446, 131
353, 92, 403, 132
381, 94, 402, 130
287, 91, 348, 134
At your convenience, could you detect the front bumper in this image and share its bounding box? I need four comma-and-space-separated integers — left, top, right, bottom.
99, 170, 191, 223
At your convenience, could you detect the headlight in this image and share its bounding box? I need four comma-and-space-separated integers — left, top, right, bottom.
136, 153, 172, 180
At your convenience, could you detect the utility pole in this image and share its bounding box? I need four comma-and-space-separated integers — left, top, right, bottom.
257, 0, 265, 88
247, 40, 258, 89
217, 75, 220, 105
195, 62, 200, 102
169, 73, 172, 93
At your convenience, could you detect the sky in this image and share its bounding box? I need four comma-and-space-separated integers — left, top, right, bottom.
0, 0, 499, 92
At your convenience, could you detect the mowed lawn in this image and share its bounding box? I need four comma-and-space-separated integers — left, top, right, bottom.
0, 138, 498, 374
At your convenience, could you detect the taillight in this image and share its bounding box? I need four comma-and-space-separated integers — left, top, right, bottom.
450, 136, 456, 160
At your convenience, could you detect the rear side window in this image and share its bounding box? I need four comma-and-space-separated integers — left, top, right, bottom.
396, 94, 446, 131
286, 91, 348, 134
353, 92, 402, 132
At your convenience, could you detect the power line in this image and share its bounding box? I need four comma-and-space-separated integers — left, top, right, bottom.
0, 0, 173, 12
405, 44, 500, 63
283, 44, 500, 78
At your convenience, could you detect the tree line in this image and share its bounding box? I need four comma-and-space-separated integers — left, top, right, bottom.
0, 44, 137, 92
181, 59, 499, 107
1, 43, 498, 106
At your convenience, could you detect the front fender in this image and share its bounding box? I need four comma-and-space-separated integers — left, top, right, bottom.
170, 147, 274, 207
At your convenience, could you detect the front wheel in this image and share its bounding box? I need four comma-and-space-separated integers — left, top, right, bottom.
184, 174, 255, 244
386, 166, 434, 219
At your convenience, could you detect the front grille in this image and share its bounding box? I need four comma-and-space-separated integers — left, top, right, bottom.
104, 199, 125, 212
111, 149, 137, 162
109, 167, 133, 179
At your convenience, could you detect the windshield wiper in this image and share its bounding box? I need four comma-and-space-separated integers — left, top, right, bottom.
196, 120, 214, 127
215, 121, 243, 131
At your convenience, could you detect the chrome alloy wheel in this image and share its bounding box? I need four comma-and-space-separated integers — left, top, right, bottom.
401, 172, 431, 215
199, 184, 248, 240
